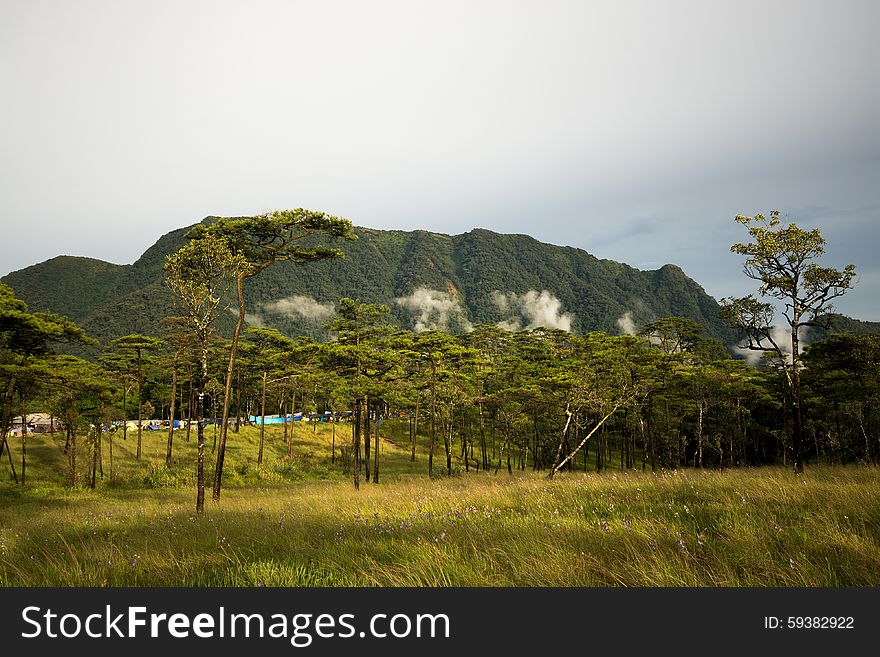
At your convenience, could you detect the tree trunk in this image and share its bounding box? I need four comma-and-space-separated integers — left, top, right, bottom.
411, 395, 419, 462
584, 420, 591, 472
98, 422, 104, 478
462, 411, 469, 473
136, 350, 143, 460
444, 411, 452, 476
287, 391, 295, 460
90, 424, 100, 489
186, 367, 193, 442
233, 367, 241, 433
548, 404, 573, 478
211, 394, 218, 453
373, 410, 380, 484
214, 272, 246, 502
429, 365, 436, 477
364, 396, 371, 482
21, 411, 27, 485
533, 410, 540, 470
196, 391, 205, 514
550, 403, 623, 478
790, 325, 804, 473
3, 432, 17, 483
479, 401, 488, 471
283, 398, 289, 447
696, 403, 704, 468
258, 370, 267, 466
1, 377, 16, 458
122, 382, 128, 442
108, 424, 114, 482
352, 399, 361, 489
68, 426, 75, 487
1, 381, 13, 437
196, 335, 211, 513
166, 362, 177, 467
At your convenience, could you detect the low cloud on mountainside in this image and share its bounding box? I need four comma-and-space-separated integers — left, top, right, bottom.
261, 295, 336, 322
242, 311, 266, 327
736, 325, 809, 366
395, 287, 574, 333
616, 311, 637, 336
491, 290, 573, 332
394, 287, 473, 333
240, 295, 336, 328
615, 308, 810, 364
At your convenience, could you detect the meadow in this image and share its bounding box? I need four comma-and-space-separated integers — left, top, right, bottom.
1, 420, 878, 586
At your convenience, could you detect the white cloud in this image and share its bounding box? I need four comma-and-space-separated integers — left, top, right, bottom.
261, 295, 335, 322
492, 290, 573, 332
736, 324, 809, 365
616, 311, 637, 336
243, 311, 266, 328
490, 290, 510, 314
395, 287, 472, 333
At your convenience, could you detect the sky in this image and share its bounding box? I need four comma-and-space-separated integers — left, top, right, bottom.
1, 0, 878, 320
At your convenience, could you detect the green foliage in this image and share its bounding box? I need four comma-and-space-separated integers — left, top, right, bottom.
186, 209, 356, 276
731, 211, 856, 305
723, 211, 857, 357
802, 334, 880, 464
163, 233, 245, 341
322, 298, 398, 400
640, 316, 712, 355
0, 283, 27, 312
721, 210, 857, 471
1, 302, 95, 361
2, 224, 742, 352
109, 334, 165, 358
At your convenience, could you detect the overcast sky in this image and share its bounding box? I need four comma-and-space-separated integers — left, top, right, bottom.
2, 0, 878, 320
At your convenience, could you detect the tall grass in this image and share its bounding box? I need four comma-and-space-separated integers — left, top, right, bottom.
1, 422, 878, 586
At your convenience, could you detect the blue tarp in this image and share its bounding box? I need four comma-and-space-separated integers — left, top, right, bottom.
247, 413, 303, 424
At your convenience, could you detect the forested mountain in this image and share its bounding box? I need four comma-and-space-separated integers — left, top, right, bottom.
0, 217, 799, 349
814, 314, 880, 337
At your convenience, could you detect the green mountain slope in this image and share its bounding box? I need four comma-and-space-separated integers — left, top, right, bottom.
3, 219, 745, 349
810, 314, 880, 339
2, 256, 131, 324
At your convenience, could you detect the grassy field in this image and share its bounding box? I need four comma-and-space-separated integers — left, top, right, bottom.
1, 420, 879, 586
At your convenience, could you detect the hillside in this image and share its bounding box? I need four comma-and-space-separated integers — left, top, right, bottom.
2, 219, 741, 349
820, 314, 880, 336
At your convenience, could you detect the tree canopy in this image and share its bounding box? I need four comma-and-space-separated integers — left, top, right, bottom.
721, 210, 856, 472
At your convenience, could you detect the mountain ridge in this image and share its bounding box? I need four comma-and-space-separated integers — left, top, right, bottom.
0, 219, 797, 350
